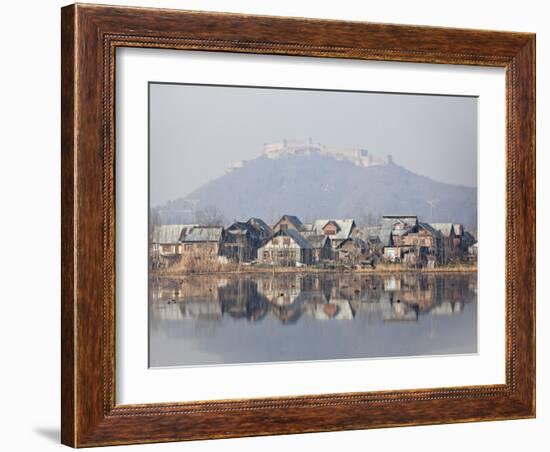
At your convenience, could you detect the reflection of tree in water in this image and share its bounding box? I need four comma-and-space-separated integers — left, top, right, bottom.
150, 272, 477, 325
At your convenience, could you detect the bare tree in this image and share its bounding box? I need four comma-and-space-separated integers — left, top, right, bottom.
195, 204, 227, 226
149, 207, 162, 238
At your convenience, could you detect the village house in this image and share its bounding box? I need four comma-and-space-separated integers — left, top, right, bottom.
429, 223, 466, 263
272, 214, 306, 233
179, 226, 225, 267
257, 229, 313, 266
151, 224, 196, 268
246, 217, 272, 239
311, 219, 357, 249
400, 223, 442, 267
222, 221, 262, 263
257, 274, 302, 306
302, 233, 333, 263
462, 230, 477, 259
378, 215, 418, 263
150, 213, 477, 271
335, 237, 369, 265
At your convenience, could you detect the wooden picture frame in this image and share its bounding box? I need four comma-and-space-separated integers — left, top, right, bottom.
61, 3, 535, 447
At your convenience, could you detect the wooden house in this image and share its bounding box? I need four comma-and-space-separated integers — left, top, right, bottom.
246, 217, 272, 239
430, 223, 463, 263
311, 219, 357, 249
222, 221, 262, 263
335, 237, 369, 265
257, 229, 313, 266
150, 224, 196, 268
302, 233, 333, 263
401, 222, 442, 266
179, 226, 225, 266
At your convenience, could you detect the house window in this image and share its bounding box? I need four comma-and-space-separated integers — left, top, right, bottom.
283, 237, 290, 246
263, 251, 270, 259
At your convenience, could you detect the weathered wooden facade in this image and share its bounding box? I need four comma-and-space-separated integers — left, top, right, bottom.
150, 224, 196, 268
335, 237, 369, 265
257, 229, 313, 266
429, 223, 463, 264
222, 221, 262, 263
179, 226, 225, 268
311, 219, 357, 249
302, 233, 333, 263
400, 223, 442, 267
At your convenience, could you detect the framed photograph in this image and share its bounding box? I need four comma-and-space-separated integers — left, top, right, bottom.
61, 3, 536, 447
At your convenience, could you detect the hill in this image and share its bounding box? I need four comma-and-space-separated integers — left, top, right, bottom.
156, 153, 477, 229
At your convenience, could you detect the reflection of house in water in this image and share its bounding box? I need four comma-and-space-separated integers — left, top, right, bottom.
304, 298, 354, 320
430, 301, 464, 315
178, 299, 223, 320
257, 274, 302, 306
382, 300, 419, 322
150, 273, 475, 326
217, 277, 270, 323
257, 229, 313, 266
384, 276, 401, 292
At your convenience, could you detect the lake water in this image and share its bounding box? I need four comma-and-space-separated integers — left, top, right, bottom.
149, 272, 477, 367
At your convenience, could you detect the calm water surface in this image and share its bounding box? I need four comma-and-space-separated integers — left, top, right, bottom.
149, 272, 477, 367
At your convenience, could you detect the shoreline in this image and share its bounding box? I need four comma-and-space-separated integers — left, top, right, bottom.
152, 266, 477, 278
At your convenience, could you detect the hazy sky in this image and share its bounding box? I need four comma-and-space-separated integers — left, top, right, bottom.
149, 83, 477, 207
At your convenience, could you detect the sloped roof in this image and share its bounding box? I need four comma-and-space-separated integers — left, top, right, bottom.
302, 233, 329, 248
463, 231, 477, 243
181, 226, 224, 242
267, 228, 312, 249
382, 215, 418, 228
279, 214, 304, 230
311, 219, 356, 240
247, 217, 272, 235
336, 237, 368, 250
152, 225, 189, 244
430, 223, 454, 237
418, 222, 441, 237
227, 221, 258, 236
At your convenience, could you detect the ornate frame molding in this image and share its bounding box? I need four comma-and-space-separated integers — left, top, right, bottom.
62, 4, 535, 447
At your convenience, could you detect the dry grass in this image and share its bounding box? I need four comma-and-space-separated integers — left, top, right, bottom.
153, 262, 477, 277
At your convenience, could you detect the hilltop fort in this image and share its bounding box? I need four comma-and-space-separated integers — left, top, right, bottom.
228, 138, 392, 171
262, 138, 392, 168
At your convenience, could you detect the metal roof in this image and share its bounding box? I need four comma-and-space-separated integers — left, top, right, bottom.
181, 226, 224, 243
285, 229, 312, 248
382, 215, 418, 228
227, 222, 258, 236
418, 222, 441, 237
266, 229, 312, 249
311, 219, 356, 240
275, 214, 305, 230
336, 237, 368, 250
430, 223, 454, 237
152, 224, 190, 244
246, 217, 272, 235
302, 233, 329, 248
463, 231, 476, 242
